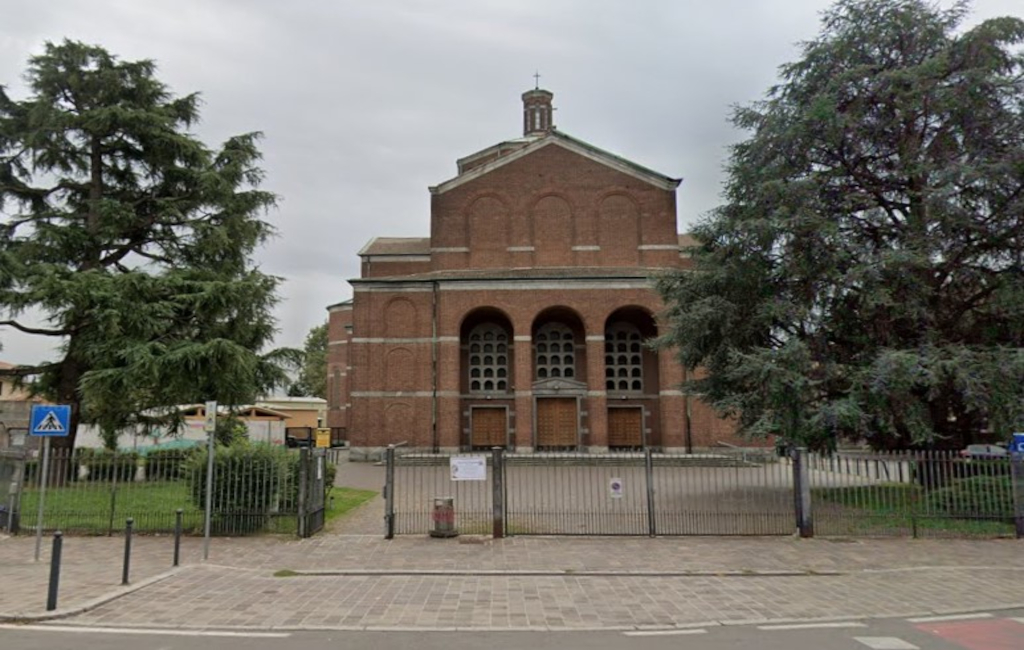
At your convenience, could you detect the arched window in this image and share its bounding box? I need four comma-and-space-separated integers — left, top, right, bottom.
535, 323, 575, 379
605, 322, 643, 392
468, 324, 509, 392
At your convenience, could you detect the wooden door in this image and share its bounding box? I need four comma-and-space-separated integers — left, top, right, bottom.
536, 398, 578, 448
608, 407, 643, 449
471, 408, 507, 448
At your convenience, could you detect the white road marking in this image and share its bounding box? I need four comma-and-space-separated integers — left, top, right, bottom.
907, 613, 993, 623
758, 621, 866, 630
1011, 617, 1024, 624
854, 637, 919, 650
0, 624, 290, 638
622, 628, 708, 637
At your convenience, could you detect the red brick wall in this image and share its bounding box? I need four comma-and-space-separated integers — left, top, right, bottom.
337, 137, 752, 452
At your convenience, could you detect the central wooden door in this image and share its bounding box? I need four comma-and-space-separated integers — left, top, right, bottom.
471, 408, 507, 448
608, 407, 643, 449
536, 398, 578, 449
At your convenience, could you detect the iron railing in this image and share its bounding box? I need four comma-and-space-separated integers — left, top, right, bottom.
9, 445, 330, 536
385, 447, 1023, 539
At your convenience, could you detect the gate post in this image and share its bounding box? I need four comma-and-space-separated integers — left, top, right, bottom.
384, 445, 396, 539
792, 447, 814, 538
1011, 450, 1024, 539
297, 447, 309, 538
492, 447, 505, 539
644, 448, 656, 537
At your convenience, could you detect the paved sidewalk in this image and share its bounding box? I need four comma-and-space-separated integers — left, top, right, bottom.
2, 524, 1024, 630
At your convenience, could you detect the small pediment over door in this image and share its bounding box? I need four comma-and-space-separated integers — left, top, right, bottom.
532, 377, 587, 395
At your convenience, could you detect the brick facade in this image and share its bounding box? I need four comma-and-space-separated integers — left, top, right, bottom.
328, 89, 748, 454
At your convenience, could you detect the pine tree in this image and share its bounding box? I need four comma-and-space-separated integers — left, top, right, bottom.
0, 40, 291, 448
657, 1, 1024, 450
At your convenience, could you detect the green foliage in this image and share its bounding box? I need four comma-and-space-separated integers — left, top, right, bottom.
923, 475, 1014, 521
144, 448, 195, 481
77, 449, 139, 482
656, 0, 1024, 450
186, 442, 294, 534
214, 414, 249, 447
0, 39, 290, 446
291, 323, 328, 398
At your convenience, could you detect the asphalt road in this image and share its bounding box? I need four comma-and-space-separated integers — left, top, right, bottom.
3, 609, 1022, 650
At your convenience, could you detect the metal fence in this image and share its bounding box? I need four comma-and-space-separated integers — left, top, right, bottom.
5, 445, 331, 537
385, 447, 1024, 539
808, 450, 1022, 538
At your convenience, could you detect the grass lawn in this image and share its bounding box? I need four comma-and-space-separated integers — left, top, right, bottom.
813, 484, 1015, 538
325, 487, 377, 525
18, 481, 378, 536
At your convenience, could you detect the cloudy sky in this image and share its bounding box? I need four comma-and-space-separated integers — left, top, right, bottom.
0, 0, 1018, 367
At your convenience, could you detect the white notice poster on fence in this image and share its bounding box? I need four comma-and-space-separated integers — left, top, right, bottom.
450, 456, 487, 481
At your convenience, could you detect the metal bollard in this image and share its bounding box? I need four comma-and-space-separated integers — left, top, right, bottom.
173, 509, 183, 567
46, 531, 63, 611
122, 517, 134, 585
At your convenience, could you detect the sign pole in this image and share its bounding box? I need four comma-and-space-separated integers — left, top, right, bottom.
202, 401, 217, 560
33, 437, 50, 562
28, 404, 71, 562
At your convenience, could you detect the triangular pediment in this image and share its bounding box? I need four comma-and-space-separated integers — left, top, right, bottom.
532, 377, 588, 393
429, 130, 681, 195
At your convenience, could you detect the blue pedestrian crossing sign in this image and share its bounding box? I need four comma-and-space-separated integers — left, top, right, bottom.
1011, 433, 1024, 455
30, 405, 72, 437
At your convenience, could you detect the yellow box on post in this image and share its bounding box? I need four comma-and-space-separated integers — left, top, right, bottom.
315, 428, 331, 448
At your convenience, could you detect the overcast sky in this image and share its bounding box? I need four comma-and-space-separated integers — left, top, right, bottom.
0, 0, 1019, 369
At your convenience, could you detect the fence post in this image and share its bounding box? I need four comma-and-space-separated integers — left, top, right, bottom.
384, 445, 396, 539
644, 447, 656, 537
1012, 453, 1024, 540
792, 447, 814, 538
46, 531, 63, 611
492, 447, 505, 539
173, 509, 183, 566
122, 517, 134, 585
297, 447, 309, 538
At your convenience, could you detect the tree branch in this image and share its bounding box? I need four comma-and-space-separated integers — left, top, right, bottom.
0, 320, 74, 336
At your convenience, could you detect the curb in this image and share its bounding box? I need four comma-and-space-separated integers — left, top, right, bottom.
28, 603, 1024, 633
276, 568, 844, 578
0, 567, 182, 623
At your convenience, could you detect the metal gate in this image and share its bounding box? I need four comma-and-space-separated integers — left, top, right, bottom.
297, 448, 327, 537
386, 447, 795, 537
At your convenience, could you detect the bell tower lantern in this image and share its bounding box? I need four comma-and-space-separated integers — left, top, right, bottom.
522, 87, 554, 136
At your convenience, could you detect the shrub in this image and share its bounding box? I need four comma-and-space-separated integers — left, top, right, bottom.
924, 475, 1015, 521
145, 449, 194, 482
78, 449, 139, 482
186, 442, 294, 535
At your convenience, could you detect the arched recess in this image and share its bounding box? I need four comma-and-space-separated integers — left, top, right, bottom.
384, 298, 418, 337
531, 194, 573, 267
384, 347, 416, 391
467, 195, 510, 268
603, 306, 659, 394
459, 307, 515, 394
597, 193, 640, 265
530, 306, 588, 382
531, 306, 587, 450
604, 306, 659, 449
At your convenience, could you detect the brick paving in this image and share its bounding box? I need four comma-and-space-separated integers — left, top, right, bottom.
2, 531, 1023, 630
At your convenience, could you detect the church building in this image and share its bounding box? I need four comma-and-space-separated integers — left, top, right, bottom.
327, 87, 743, 455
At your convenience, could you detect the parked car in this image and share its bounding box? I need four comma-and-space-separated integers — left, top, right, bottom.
958, 444, 1008, 460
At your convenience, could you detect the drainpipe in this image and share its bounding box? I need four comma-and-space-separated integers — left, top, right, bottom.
431, 280, 439, 452
683, 366, 693, 454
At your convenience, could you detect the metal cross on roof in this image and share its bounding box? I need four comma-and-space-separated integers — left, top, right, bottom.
533, 71, 541, 89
